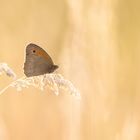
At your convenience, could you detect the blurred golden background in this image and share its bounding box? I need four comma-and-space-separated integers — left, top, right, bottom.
0, 0, 140, 139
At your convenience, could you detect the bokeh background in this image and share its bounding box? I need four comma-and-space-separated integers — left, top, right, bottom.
0, 0, 139, 139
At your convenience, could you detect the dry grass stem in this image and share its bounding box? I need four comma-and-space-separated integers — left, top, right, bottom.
0, 63, 16, 79
0, 71, 81, 99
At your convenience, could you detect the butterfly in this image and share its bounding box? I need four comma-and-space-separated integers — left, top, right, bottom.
24, 43, 58, 77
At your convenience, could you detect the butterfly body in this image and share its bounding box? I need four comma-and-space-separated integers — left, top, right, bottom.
24, 43, 58, 77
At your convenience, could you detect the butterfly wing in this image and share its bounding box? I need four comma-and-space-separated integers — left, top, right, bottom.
24, 43, 58, 77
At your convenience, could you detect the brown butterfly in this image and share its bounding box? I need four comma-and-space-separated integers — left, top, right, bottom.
24, 43, 58, 77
